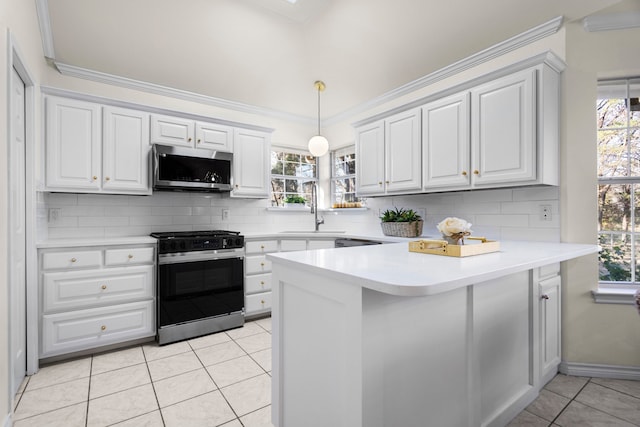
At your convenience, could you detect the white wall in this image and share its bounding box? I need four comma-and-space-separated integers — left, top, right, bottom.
560, 20, 640, 367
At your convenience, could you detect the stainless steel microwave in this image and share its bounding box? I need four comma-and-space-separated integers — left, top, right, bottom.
152, 144, 233, 192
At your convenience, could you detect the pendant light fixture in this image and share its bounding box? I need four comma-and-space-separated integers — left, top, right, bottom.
308, 80, 329, 157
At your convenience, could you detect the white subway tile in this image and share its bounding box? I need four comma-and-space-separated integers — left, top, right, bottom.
474, 214, 529, 228
79, 216, 129, 227
104, 206, 151, 216
130, 216, 172, 226
104, 226, 152, 237
172, 216, 212, 225
192, 207, 216, 216
48, 217, 79, 228
77, 194, 130, 206
46, 193, 78, 206
61, 205, 104, 217
512, 187, 559, 202
48, 227, 105, 239
151, 206, 192, 216
150, 224, 193, 233
462, 189, 513, 203
501, 227, 560, 242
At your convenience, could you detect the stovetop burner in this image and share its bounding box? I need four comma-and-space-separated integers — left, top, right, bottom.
150, 230, 241, 239
151, 230, 244, 253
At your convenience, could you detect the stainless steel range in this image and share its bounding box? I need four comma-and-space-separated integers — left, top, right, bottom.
151, 230, 245, 345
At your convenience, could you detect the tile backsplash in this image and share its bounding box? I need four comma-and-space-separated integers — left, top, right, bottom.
41, 186, 560, 242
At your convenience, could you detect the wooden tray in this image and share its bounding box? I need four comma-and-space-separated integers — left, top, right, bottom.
408, 237, 500, 257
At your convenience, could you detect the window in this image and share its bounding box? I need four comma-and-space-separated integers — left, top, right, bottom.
331, 146, 360, 205
270, 148, 317, 207
597, 78, 640, 290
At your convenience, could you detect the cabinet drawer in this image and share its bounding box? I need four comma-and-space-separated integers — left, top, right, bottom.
280, 239, 307, 252
245, 240, 278, 254
42, 250, 102, 270
41, 300, 155, 357
246, 274, 272, 294
246, 255, 272, 274
246, 292, 272, 314
43, 265, 154, 313
105, 247, 155, 266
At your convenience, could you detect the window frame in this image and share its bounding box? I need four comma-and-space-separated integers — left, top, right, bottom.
270, 146, 318, 208
330, 145, 360, 205
594, 77, 640, 303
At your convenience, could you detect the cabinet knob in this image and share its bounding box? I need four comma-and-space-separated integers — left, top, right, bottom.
188, 137, 192, 142
261, 300, 265, 304
235, 184, 239, 188
101, 325, 107, 331
461, 171, 467, 176
473, 170, 479, 175
260, 281, 265, 286
541, 294, 550, 300
378, 181, 383, 185
197, 139, 201, 144
385, 181, 390, 184
92, 176, 97, 181
260, 245, 265, 249
128, 254, 133, 259
105, 176, 110, 181
70, 257, 77, 263
260, 262, 265, 267
101, 285, 107, 290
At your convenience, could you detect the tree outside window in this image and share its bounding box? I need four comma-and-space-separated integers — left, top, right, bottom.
270, 149, 317, 207
597, 78, 640, 284
331, 146, 360, 205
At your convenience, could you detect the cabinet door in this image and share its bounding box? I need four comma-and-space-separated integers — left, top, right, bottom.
103, 107, 151, 194
539, 276, 561, 381
385, 108, 422, 192
150, 114, 194, 147
471, 69, 536, 186
355, 121, 385, 196
423, 93, 470, 190
231, 128, 270, 198
46, 97, 101, 191
195, 122, 233, 152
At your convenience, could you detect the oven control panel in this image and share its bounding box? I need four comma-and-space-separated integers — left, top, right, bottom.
158, 236, 244, 254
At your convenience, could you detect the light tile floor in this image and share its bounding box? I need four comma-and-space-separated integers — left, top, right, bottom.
12, 315, 640, 427
12, 317, 273, 427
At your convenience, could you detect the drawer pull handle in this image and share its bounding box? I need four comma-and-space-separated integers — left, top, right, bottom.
473, 170, 479, 175
71, 258, 77, 263
378, 181, 382, 185
260, 245, 265, 249
461, 171, 467, 176
101, 285, 107, 290
197, 139, 201, 144
541, 294, 550, 300
260, 281, 265, 286
105, 176, 110, 181
128, 254, 133, 259
101, 325, 106, 331
260, 262, 265, 267
188, 137, 192, 142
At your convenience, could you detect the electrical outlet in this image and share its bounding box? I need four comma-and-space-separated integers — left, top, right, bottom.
540, 205, 552, 221
48, 208, 61, 224
222, 208, 230, 221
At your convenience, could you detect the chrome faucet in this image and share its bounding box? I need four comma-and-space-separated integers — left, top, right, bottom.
311, 183, 324, 231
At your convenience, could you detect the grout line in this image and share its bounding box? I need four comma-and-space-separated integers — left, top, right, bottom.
547, 377, 592, 425
570, 379, 640, 426
85, 356, 93, 427
141, 345, 167, 427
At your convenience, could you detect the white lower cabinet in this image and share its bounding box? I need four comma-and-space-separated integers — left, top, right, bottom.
244, 237, 335, 317
39, 243, 156, 358
537, 264, 561, 384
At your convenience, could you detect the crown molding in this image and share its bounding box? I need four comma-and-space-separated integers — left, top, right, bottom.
36, 0, 563, 126
53, 62, 313, 124
583, 11, 640, 32
326, 15, 564, 125
34, 0, 55, 59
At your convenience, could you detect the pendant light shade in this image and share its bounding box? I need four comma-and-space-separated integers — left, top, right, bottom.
308, 80, 329, 157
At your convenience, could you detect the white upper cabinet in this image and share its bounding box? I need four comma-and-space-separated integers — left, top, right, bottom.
356, 108, 421, 196
355, 121, 385, 196
150, 114, 233, 152
422, 92, 470, 190
45, 97, 151, 195
150, 114, 194, 147
471, 68, 536, 186
102, 106, 150, 193
385, 108, 422, 193
46, 97, 101, 191
232, 128, 271, 198
195, 122, 233, 151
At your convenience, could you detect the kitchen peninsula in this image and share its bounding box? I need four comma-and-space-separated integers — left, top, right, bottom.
268, 240, 598, 427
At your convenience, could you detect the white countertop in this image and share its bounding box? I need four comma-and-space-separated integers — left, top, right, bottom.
36, 236, 157, 249
267, 240, 599, 297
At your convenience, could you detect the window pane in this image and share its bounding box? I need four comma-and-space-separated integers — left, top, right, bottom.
598, 184, 631, 231
598, 129, 628, 177
598, 233, 632, 282
285, 179, 299, 193
271, 152, 284, 174
597, 98, 628, 129
631, 128, 640, 176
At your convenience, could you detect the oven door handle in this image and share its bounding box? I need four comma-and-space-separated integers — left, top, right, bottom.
158, 251, 244, 265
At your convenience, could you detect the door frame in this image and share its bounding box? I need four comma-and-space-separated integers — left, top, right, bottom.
7, 31, 38, 386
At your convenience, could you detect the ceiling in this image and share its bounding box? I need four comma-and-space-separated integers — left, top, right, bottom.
42, 0, 627, 121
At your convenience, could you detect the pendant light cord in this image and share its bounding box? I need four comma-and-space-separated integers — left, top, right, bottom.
317, 86, 321, 135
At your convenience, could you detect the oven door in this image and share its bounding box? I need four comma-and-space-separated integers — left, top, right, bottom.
158, 254, 244, 328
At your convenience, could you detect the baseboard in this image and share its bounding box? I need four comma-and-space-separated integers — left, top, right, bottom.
560, 361, 640, 380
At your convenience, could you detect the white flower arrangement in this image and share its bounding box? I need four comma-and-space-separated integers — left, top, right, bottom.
437, 217, 472, 245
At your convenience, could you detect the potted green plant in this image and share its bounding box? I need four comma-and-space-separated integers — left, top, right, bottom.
380, 207, 423, 237
283, 195, 307, 209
